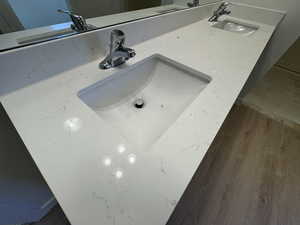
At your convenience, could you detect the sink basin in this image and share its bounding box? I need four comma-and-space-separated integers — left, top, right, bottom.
78, 54, 211, 149
212, 19, 258, 36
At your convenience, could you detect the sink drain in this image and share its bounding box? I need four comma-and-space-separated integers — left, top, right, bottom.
133, 98, 145, 109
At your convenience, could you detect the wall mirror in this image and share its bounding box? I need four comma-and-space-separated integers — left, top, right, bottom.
0, 0, 194, 52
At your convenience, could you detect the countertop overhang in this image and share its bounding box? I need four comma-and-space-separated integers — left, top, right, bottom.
0, 5, 283, 225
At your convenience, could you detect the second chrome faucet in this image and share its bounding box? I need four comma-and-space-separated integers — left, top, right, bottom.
100, 30, 136, 70
208, 2, 231, 22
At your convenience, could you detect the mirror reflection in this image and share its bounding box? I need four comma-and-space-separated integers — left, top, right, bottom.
0, 0, 191, 51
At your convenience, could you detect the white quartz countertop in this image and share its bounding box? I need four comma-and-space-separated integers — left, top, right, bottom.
1, 11, 280, 225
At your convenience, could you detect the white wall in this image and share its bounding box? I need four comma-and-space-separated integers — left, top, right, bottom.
7, 0, 70, 29
233, 0, 300, 93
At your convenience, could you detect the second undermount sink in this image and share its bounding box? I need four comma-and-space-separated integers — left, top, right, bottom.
78, 54, 211, 149
212, 19, 258, 36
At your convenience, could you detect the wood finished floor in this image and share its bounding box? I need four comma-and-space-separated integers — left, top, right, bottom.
31, 104, 300, 225
242, 66, 300, 130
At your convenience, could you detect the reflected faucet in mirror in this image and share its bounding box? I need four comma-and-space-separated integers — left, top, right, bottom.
99, 30, 136, 70
57, 9, 95, 32
187, 0, 200, 7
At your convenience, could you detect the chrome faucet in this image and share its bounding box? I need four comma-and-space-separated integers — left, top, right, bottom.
187, 0, 200, 7
57, 9, 95, 32
99, 30, 136, 70
208, 2, 231, 22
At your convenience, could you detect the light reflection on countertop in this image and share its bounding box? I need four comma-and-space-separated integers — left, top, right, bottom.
101, 143, 138, 180
63, 117, 82, 132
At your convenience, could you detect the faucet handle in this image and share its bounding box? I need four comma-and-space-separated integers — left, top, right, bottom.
221, 2, 230, 7
222, 2, 231, 13
222, 2, 231, 14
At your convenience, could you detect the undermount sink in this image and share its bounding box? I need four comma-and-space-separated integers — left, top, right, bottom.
78, 54, 211, 149
212, 19, 258, 36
